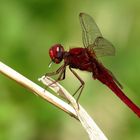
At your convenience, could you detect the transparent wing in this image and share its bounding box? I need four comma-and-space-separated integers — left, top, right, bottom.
93, 37, 115, 57
79, 12, 102, 47
79, 13, 115, 57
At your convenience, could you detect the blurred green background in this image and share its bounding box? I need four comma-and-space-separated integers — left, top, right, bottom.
0, 0, 140, 140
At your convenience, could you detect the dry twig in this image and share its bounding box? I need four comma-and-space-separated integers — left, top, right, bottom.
0, 61, 108, 140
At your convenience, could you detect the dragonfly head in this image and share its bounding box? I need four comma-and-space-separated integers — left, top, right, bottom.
49, 44, 64, 64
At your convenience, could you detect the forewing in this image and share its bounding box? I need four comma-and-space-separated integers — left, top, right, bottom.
79, 13, 115, 57
93, 37, 115, 57
79, 13, 102, 47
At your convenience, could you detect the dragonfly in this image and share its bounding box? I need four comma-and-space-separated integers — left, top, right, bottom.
46, 12, 140, 117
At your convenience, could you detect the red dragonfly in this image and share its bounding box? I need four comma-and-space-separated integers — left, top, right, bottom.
46, 13, 140, 117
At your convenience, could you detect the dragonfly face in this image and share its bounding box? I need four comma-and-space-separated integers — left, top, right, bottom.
49, 44, 64, 64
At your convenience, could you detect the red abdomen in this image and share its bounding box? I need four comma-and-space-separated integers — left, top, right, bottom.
95, 63, 140, 117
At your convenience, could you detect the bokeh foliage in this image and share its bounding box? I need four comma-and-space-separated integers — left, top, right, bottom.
0, 0, 140, 140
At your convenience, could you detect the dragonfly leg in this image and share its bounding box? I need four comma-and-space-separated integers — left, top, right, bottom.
45, 64, 65, 77
69, 66, 85, 103
45, 64, 66, 87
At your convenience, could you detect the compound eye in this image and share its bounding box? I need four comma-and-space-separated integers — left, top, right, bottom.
57, 46, 63, 58
49, 44, 64, 64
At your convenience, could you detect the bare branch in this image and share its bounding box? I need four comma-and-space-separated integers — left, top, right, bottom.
39, 76, 108, 140
0, 61, 108, 140
0, 61, 77, 118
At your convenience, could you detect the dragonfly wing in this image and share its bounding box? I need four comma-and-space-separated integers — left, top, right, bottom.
79, 13, 102, 47
93, 37, 115, 57
79, 13, 115, 57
